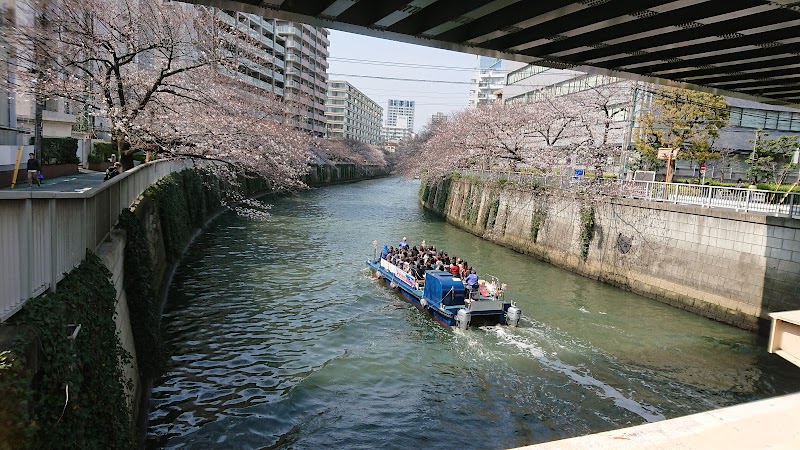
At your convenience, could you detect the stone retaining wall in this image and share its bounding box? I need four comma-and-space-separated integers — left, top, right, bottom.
423, 177, 800, 332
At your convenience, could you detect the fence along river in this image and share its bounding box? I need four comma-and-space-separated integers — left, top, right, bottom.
146, 178, 800, 449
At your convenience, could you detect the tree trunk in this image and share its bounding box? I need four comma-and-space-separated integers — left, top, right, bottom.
112, 133, 134, 170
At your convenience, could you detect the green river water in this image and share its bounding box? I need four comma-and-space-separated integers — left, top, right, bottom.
147, 177, 800, 449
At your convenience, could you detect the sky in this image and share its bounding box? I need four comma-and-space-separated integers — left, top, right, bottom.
327, 30, 477, 132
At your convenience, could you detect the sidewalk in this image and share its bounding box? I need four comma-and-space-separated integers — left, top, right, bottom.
2, 170, 107, 193
519, 392, 800, 450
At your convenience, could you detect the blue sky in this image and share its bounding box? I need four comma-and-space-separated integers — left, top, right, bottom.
327, 30, 477, 132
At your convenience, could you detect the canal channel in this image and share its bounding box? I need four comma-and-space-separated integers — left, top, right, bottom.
147, 177, 800, 449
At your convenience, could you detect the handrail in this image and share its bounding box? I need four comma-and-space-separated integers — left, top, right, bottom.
455, 168, 800, 219
0, 158, 200, 321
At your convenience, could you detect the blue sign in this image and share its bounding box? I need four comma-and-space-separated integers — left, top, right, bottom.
574, 169, 584, 177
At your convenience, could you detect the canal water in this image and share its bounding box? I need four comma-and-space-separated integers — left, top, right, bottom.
147, 178, 800, 449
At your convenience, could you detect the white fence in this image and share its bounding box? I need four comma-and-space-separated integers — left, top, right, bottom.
623, 181, 800, 217
456, 169, 800, 218
0, 158, 196, 321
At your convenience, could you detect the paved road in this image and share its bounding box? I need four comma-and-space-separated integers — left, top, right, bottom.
3, 171, 107, 193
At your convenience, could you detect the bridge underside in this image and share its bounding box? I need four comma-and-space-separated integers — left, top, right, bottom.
183, 0, 800, 106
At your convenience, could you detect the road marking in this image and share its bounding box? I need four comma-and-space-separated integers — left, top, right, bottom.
74, 188, 92, 193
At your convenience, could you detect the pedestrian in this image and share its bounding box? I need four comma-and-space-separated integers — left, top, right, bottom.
735, 178, 743, 188
26, 153, 41, 187
104, 162, 122, 181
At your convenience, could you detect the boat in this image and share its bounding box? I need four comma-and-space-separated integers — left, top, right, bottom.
366, 244, 522, 329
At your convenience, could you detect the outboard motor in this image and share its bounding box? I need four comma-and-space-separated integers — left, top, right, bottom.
456, 309, 471, 330
506, 306, 522, 327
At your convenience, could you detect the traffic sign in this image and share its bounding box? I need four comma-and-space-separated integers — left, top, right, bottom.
657, 148, 679, 160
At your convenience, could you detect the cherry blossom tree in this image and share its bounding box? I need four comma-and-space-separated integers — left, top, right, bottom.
10, 0, 232, 168
132, 67, 313, 190
7, 0, 374, 196
402, 89, 629, 182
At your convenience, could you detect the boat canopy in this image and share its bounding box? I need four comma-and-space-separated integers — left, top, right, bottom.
424, 271, 466, 307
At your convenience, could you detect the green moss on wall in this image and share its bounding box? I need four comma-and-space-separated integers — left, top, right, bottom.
530, 207, 547, 243
580, 206, 595, 260
117, 210, 164, 379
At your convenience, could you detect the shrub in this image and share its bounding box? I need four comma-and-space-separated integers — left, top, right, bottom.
41, 137, 79, 164
88, 141, 115, 163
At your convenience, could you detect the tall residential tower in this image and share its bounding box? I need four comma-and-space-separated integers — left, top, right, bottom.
383, 99, 415, 142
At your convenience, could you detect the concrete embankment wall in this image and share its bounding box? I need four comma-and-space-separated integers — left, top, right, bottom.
304, 163, 390, 185
422, 177, 800, 331
108, 165, 389, 439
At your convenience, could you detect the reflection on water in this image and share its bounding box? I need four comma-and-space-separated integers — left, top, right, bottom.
147, 178, 800, 449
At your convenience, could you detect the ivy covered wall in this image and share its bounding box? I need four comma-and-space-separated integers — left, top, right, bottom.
0, 252, 134, 449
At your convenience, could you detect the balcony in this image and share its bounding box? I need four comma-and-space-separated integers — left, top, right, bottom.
254, 17, 274, 35
43, 109, 77, 123
216, 11, 236, 27
276, 25, 302, 37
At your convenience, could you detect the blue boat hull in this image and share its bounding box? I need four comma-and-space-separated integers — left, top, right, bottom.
368, 259, 457, 327
367, 259, 512, 328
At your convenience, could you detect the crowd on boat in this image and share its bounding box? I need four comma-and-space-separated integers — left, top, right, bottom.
382, 237, 505, 298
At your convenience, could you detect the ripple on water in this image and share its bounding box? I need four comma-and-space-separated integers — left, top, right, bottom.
147, 179, 800, 449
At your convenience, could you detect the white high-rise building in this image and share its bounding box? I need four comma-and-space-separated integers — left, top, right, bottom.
383, 98, 415, 142
386, 99, 415, 129
468, 57, 526, 106
213, 11, 330, 136
275, 21, 330, 137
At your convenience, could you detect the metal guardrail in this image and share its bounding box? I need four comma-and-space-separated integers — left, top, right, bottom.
0, 158, 197, 321
623, 181, 800, 217
457, 169, 800, 218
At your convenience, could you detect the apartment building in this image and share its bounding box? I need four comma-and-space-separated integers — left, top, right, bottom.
386, 99, 415, 130
504, 63, 800, 179
468, 56, 526, 106
430, 112, 446, 125
276, 21, 329, 137
1, 0, 77, 172
213, 12, 329, 136
325, 81, 383, 146
215, 10, 287, 98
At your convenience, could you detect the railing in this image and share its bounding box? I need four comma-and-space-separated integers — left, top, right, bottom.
624, 181, 800, 217
456, 169, 800, 218
0, 158, 197, 321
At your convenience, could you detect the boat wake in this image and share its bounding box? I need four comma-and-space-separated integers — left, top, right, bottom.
486, 326, 666, 423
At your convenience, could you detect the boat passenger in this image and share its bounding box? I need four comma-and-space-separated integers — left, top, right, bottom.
399, 237, 409, 250
410, 264, 421, 280
465, 270, 479, 296
420, 240, 426, 251
449, 264, 460, 276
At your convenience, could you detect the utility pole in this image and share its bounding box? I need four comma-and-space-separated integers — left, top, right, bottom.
33, 1, 48, 169
750, 129, 761, 184
621, 81, 639, 182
